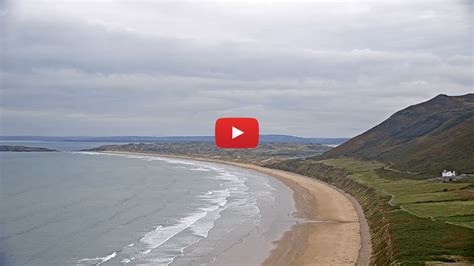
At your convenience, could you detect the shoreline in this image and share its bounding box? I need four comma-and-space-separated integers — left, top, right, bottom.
100, 151, 371, 265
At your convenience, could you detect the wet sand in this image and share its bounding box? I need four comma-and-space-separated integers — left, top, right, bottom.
231, 163, 368, 266
103, 151, 371, 265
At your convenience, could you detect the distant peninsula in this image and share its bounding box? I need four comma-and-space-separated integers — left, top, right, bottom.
0, 145, 57, 152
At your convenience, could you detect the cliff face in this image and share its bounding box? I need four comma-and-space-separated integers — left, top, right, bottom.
322, 94, 474, 176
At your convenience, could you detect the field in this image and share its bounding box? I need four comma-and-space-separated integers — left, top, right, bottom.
318, 158, 474, 262
320, 158, 474, 228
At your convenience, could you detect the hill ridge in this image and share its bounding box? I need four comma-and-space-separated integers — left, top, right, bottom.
322, 93, 474, 176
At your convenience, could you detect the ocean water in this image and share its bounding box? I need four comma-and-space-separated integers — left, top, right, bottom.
0, 141, 123, 151
0, 149, 296, 265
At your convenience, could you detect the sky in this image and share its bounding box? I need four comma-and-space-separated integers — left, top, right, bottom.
1, 0, 472, 138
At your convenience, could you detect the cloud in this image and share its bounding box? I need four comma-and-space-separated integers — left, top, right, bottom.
1, 0, 472, 137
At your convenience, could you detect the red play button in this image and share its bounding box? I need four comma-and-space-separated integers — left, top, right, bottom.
215, 118, 259, 149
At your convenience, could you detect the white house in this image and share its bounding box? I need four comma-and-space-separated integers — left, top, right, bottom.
442, 170, 456, 178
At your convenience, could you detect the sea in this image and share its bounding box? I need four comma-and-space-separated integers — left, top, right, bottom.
0, 141, 296, 265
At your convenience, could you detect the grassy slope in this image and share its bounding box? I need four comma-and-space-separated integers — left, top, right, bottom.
268, 157, 474, 264
383, 114, 474, 176
321, 158, 474, 225
322, 94, 474, 176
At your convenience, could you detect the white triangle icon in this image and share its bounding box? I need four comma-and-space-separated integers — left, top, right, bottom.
232, 126, 244, 139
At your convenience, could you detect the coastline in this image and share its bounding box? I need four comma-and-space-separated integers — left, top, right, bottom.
101, 151, 371, 265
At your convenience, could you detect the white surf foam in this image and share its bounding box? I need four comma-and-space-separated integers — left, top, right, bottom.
76, 151, 275, 266
77, 251, 117, 265
189, 167, 211, 171
140, 212, 207, 249
82, 152, 223, 172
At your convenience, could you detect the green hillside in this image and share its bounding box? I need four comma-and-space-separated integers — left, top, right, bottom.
268, 94, 474, 264
322, 94, 474, 176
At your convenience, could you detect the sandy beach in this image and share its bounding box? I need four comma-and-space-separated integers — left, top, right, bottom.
236, 163, 371, 266
104, 151, 371, 265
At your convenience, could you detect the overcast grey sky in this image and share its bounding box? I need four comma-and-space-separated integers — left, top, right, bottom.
1, 0, 472, 137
